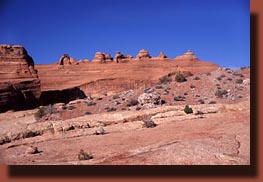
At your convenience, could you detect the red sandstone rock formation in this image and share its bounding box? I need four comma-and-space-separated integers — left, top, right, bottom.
0, 44, 41, 112
136, 49, 151, 59
92, 52, 106, 63
114, 51, 133, 63
158, 51, 167, 58
175, 50, 199, 61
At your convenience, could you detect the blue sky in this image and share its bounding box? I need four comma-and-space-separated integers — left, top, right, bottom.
1, 0, 249, 67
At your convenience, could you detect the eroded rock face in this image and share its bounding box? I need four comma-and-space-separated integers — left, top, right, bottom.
136, 49, 151, 59
175, 50, 199, 60
0, 44, 41, 112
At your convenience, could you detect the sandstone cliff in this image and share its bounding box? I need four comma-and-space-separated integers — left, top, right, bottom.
0, 44, 40, 112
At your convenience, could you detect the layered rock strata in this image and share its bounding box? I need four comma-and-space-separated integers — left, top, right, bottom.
0, 44, 40, 112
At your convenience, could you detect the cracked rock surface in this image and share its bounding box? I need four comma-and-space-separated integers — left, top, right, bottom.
0, 99, 249, 165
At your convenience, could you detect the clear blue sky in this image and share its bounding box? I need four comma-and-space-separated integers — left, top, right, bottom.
1, 0, 249, 67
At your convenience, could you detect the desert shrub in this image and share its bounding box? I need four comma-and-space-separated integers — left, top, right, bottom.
206, 72, 211, 76
78, 149, 93, 160
142, 120, 157, 128
105, 107, 116, 112
195, 110, 204, 115
87, 101, 96, 106
227, 78, 233, 81
215, 89, 227, 98
184, 92, 188, 95
216, 77, 222, 81
233, 72, 241, 76
220, 74, 226, 78
184, 105, 193, 114
190, 84, 196, 89
161, 99, 166, 104
136, 107, 141, 111
126, 99, 139, 107
112, 95, 120, 100
174, 96, 185, 101
238, 95, 243, 98
235, 79, 243, 84
144, 88, 154, 93
198, 99, 205, 104
34, 104, 55, 119
155, 84, 163, 89
159, 75, 172, 84
175, 73, 187, 82
84, 111, 92, 115
97, 97, 103, 100
67, 105, 76, 110
193, 76, 200, 80
209, 101, 216, 104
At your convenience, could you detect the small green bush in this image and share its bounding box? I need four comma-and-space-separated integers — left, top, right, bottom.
235, 79, 243, 84
34, 105, 55, 119
159, 75, 172, 84
198, 99, 205, 104
175, 73, 187, 82
84, 111, 92, 115
87, 101, 96, 106
209, 101, 216, 104
174, 96, 185, 101
78, 149, 93, 160
190, 84, 196, 89
67, 105, 76, 110
193, 76, 200, 80
215, 89, 227, 98
216, 77, 222, 81
105, 107, 117, 112
143, 120, 157, 128
112, 95, 120, 100
184, 105, 193, 114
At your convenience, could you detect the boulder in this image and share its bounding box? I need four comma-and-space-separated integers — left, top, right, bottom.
138, 92, 161, 109
136, 49, 151, 59
0, 44, 41, 112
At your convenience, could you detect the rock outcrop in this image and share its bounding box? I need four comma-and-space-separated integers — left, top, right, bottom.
175, 50, 199, 61
158, 51, 167, 58
104, 53, 113, 62
136, 49, 151, 59
114, 51, 133, 63
58, 54, 70, 65
0, 44, 41, 112
93, 52, 112, 63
